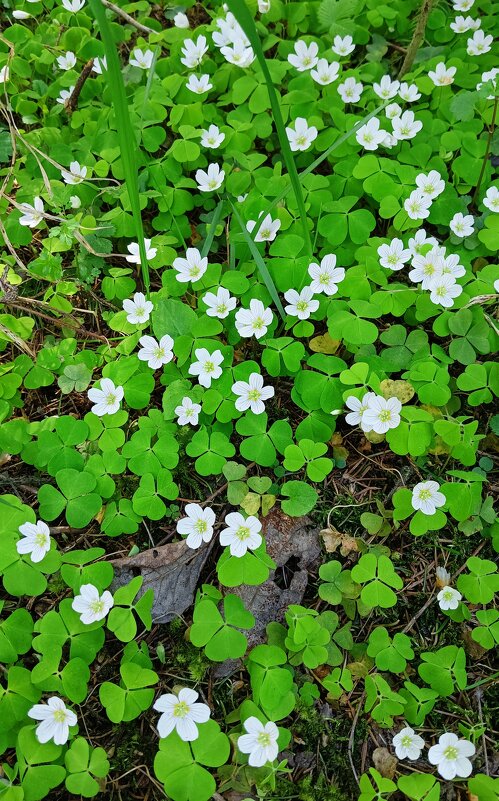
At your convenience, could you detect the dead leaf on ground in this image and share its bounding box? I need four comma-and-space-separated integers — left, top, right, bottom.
321, 524, 359, 556
372, 747, 398, 779
111, 540, 212, 623
214, 509, 321, 677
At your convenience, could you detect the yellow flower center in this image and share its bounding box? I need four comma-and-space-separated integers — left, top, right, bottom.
444, 745, 458, 760
235, 525, 251, 541
173, 701, 189, 718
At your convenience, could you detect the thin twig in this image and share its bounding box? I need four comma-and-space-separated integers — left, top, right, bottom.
472, 96, 498, 206
398, 0, 434, 78
65, 59, 95, 114
100, 0, 154, 34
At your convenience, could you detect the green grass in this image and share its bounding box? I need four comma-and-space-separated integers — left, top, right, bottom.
87, 0, 150, 293
226, 0, 313, 256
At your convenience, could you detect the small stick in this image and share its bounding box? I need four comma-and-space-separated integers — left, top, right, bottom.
398, 0, 434, 78
101, 0, 154, 34
65, 59, 95, 114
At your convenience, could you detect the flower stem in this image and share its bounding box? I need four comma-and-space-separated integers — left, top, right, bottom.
472, 96, 498, 207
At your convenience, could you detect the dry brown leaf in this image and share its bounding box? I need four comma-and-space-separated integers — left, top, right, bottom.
372, 747, 397, 779
321, 525, 359, 556
111, 540, 212, 623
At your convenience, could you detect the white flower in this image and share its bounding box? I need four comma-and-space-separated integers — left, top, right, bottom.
138, 335, 174, 369
61, 0, 85, 11
450, 212, 474, 238
220, 512, 262, 557
428, 274, 463, 308
237, 194, 248, 203
437, 586, 463, 611
87, 378, 124, 417
246, 213, 281, 242
398, 82, 421, 102
452, 0, 474, 9
332, 35, 355, 56
385, 102, 402, 120
186, 74, 212, 94
393, 727, 425, 760
411, 480, 446, 515
408, 228, 438, 257
200, 124, 225, 149
441, 252, 466, 279
377, 238, 411, 271
436, 566, 451, 587
92, 56, 107, 74
69, 195, 81, 209
125, 239, 157, 264
221, 40, 255, 67
428, 63, 456, 86
373, 75, 400, 100
344, 392, 377, 427
483, 186, 499, 212
288, 40, 319, 71
337, 76, 363, 103
173, 11, 189, 28
72, 584, 113, 624
450, 14, 480, 32
308, 254, 345, 295
28, 697, 77, 745
467, 30, 492, 55
19, 197, 44, 228
177, 504, 215, 549
195, 163, 225, 192
56, 87, 74, 104
362, 395, 402, 434
154, 688, 210, 741
409, 247, 445, 288
235, 299, 273, 338
415, 170, 445, 200
173, 248, 208, 283
381, 132, 398, 149
310, 58, 340, 85
188, 347, 223, 387
258, 0, 271, 11
232, 372, 274, 414
17, 520, 51, 563
238, 717, 279, 767
478, 68, 499, 99
0, 66, 10, 83
404, 190, 432, 220
12, 10, 32, 18
175, 396, 201, 426
286, 117, 318, 152
57, 51, 76, 70
122, 292, 154, 325
428, 733, 475, 779
356, 117, 387, 151
284, 286, 319, 319
129, 48, 154, 70
203, 287, 237, 318
60, 161, 87, 184
392, 110, 422, 140
181, 36, 209, 68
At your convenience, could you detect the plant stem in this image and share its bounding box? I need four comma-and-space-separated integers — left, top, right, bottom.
472, 96, 498, 207
398, 0, 434, 78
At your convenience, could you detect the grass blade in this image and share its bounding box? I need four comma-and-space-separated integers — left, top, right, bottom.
225, 0, 312, 255
87, 0, 150, 293
263, 100, 390, 221
201, 199, 225, 258
228, 199, 286, 320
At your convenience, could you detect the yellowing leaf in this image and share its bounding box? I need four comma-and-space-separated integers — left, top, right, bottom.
309, 333, 341, 354
379, 379, 415, 404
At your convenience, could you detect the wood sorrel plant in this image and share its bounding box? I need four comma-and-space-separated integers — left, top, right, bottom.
0, 0, 497, 800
